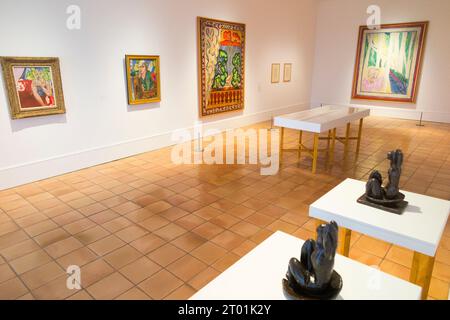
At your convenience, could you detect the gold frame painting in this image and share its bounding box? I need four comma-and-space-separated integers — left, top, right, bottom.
198, 17, 246, 117
125, 55, 161, 105
283, 63, 292, 82
1, 57, 66, 119
352, 21, 428, 103
271, 63, 280, 83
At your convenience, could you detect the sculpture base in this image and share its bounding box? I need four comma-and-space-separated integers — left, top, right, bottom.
282, 270, 343, 300
357, 194, 408, 215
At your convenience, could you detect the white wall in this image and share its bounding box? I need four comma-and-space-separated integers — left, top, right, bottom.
0, 0, 318, 190
311, 0, 450, 123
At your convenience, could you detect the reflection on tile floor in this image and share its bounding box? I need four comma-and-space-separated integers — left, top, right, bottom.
0, 116, 449, 300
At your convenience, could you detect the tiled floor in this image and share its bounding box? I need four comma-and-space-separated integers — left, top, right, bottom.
0, 116, 449, 300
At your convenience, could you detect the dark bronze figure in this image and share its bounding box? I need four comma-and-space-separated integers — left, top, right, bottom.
282, 221, 343, 300
358, 149, 408, 214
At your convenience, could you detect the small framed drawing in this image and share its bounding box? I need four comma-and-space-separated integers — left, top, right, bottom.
1, 57, 66, 119
283, 63, 292, 82
271, 63, 280, 83
126, 55, 161, 105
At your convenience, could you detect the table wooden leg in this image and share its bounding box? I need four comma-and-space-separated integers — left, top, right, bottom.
298, 130, 303, 160
279, 127, 284, 167
410, 251, 435, 300
356, 118, 364, 154
328, 128, 336, 166
344, 123, 351, 155
338, 227, 351, 257
327, 130, 331, 150
312, 133, 319, 174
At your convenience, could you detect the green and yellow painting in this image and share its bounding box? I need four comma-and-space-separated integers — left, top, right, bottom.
125, 55, 161, 105
198, 17, 245, 117
352, 22, 428, 103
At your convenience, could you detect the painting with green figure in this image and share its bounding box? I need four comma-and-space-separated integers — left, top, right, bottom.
125, 55, 161, 105
212, 50, 228, 89
352, 22, 428, 103
198, 17, 245, 117
129, 59, 158, 100
231, 53, 242, 88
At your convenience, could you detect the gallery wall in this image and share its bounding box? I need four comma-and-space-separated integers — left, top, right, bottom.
311, 0, 450, 123
0, 0, 318, 190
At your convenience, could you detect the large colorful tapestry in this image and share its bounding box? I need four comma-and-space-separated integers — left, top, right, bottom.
198, 17, 245, 117
352, 22, 428, 103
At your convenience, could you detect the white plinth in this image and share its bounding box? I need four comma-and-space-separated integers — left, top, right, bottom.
309, 178, 450, 256
190, 231, 421, 300
273, 105, 370, 133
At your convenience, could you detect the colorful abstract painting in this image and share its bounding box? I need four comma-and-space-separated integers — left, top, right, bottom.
352, 22, 428, 103
198, 17, 245, 117
1, 57, 65, 119
126, 55, 161, 105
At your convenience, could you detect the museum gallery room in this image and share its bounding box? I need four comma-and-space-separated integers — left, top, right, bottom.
0, 0, 449, 302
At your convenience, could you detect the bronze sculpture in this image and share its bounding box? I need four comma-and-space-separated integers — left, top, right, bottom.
358, 149, 408, 214
282, 221, 343, 300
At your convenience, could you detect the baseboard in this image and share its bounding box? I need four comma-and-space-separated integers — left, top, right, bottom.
369, 108, 450, 124
0, 103, 309, 190
311, 101, 450, 124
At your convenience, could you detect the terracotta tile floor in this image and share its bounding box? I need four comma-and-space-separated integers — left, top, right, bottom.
0, 116, 449, 300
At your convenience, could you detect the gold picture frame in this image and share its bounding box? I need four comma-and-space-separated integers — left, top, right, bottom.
283, 63, 292, 82
198, 17, 246, 117
125, 55, 161, 105
271, 63, 280, 83
1, 57, 66, 119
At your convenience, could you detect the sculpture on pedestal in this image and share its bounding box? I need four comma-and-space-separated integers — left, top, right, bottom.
282, 221, 343, 300
358, 149, 408, 214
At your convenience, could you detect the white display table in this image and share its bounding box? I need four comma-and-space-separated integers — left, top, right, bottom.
309, 178, 450, 299
273, 105, 370, 173
190, 231, 421, 300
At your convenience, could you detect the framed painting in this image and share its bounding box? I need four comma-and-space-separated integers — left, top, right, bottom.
198, 17, 246, 117
271, 63, 280, 83
283, 63, 292, 82
352, 21, 428, 103
125, 55, 161, 105
1, 57, 66, 119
